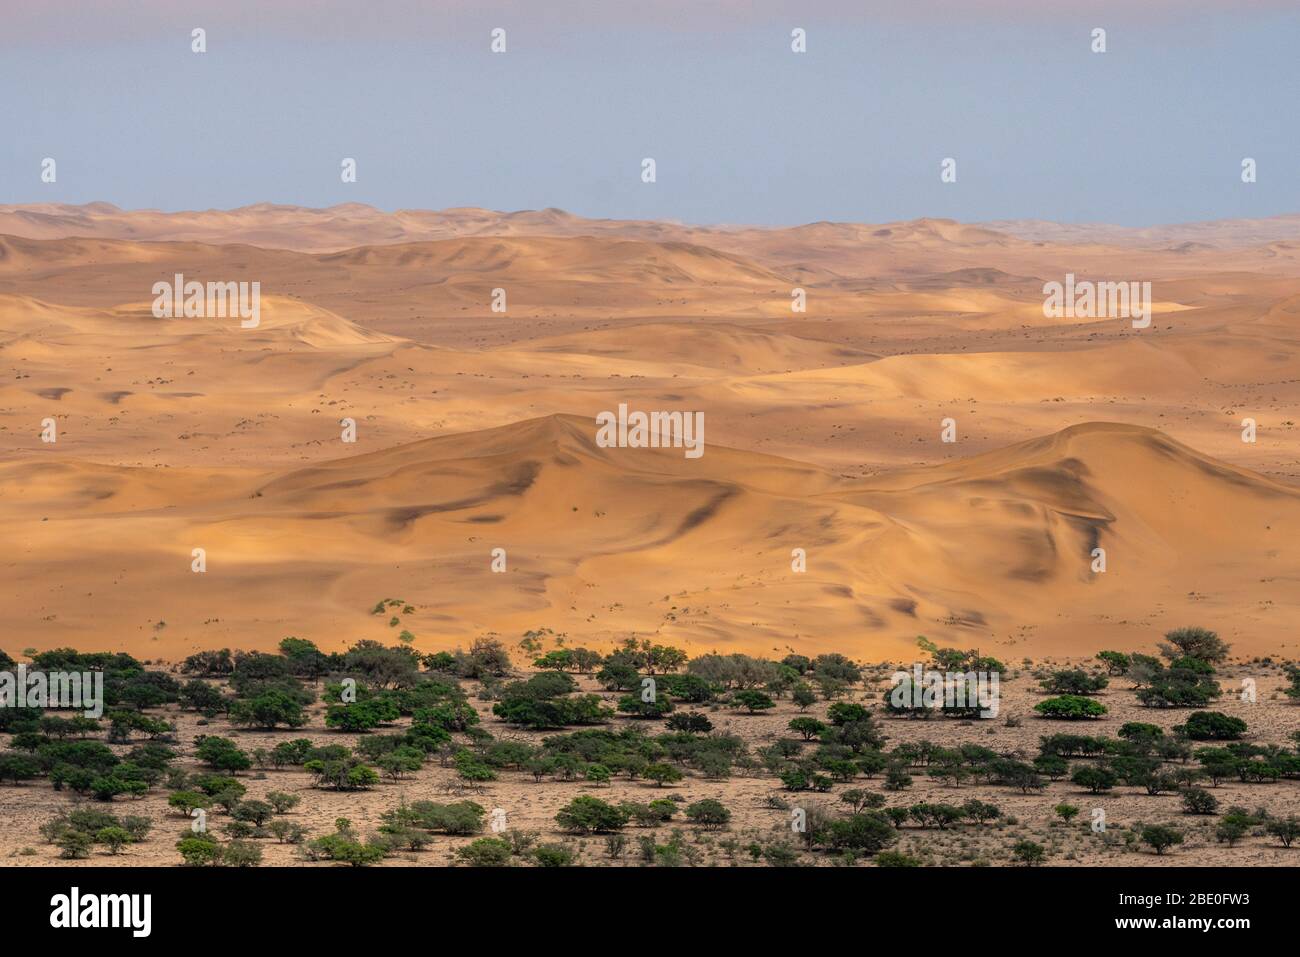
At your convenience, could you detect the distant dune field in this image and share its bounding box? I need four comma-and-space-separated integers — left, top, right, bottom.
2, 203, 1299, 662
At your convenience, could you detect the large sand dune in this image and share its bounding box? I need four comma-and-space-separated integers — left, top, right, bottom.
2, 412, 1297, 662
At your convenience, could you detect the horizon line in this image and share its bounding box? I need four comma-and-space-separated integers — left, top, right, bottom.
6, 200, 1300, 234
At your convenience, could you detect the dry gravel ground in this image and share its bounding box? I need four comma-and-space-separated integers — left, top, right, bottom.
2, 659, 1298, 867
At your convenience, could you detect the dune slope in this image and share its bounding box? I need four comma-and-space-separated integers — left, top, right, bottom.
2, 415, 1295, 660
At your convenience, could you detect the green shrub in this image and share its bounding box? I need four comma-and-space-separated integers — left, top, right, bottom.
1012, 840, 1046, 866
826, 813, 897, 853
1180, 788, 1219, 815
875, 850, 922, 867
643, 763, 684, 787
265, 791, 300, 814
194, 736, 250, 772
456, 837, 512, 867
1071, 765, 1117, 794
684, 799, 731, 829
57, 830, 94, 859
306, 822, 387, 867
1054, 803, 1080, 823
222, 840, 263, 867
1266, 817, 1300, 848
95, 826, 132, 854
532, 844, 575, 867
1141, 824, 1184, 855
1180, 711, 1247, 741
403, 800, 486, 835
1034, 695, 1107, 720
1039, 669, 1108, 696
176, 835, 222, 866
733, 690, 775, 713
556, 796, 629, 834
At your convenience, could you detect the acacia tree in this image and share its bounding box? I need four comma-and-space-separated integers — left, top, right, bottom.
1159, 627, 1230, 665
788, 717, 825, 741
229, 690, 308, 730
1141, 824, 1185, 855
685, 799, 731, 829
733, 690, 775, 714
1266, 817, 1300, 848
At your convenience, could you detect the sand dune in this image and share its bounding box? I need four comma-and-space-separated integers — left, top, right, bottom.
522, 322, 877, 373
2, 203, 1299, 661
7, 203, 1300, 280
987, 213, 1300, 249
2, 412, 1296, 661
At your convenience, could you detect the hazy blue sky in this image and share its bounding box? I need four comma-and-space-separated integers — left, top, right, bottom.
2, 1, 1297, 225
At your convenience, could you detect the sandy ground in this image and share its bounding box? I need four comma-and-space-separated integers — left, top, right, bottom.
0, 203, 1298, 664
2, 661, 1298, 867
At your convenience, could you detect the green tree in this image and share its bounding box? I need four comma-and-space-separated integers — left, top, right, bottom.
826, 813, 897, 854
961, 799, 1001, 826
324, 697, 400, 733
1266, 817, 1300, 848
788, 717, 826, 741
884, 767, 913, 791
555, 796, 629, 833
684, 799, 731, 829
229, 690, 308, 730
841, 789, 885, 814
643, 763, 684, 787
266, 790, 300, 814
232, 799, 274, 826
1055, 803, 1080, 824
1040, 669, 1108, 696
0, 752, 41, 785
1012, 840, 1046, 866
222, 840, 263, 867
176, 835, 223, 866
95, 826, 132, 854
1071, 765, 1117, 794
1181, 788, 1219, 815
532, 843, 576, 867
195, 736, 252, 773
1141, 824, 1184, 855
1159, 627, 1229, 665
167, 791, 210, 815
456, 837, 512, 867
792, 685, 817, 711
308, 832, 386, 867
1179, 711, 1247, 741
733, 690, 775, 713
1096, 651, 1131, 675
58, 830, 94, 859
1034, 695, 1107, 720
875, 851, 922, 867
617, 693, 675, 719
666, 712, 713, 734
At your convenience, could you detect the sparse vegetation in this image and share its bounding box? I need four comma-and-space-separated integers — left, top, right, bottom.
2, 634, 1296, 870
